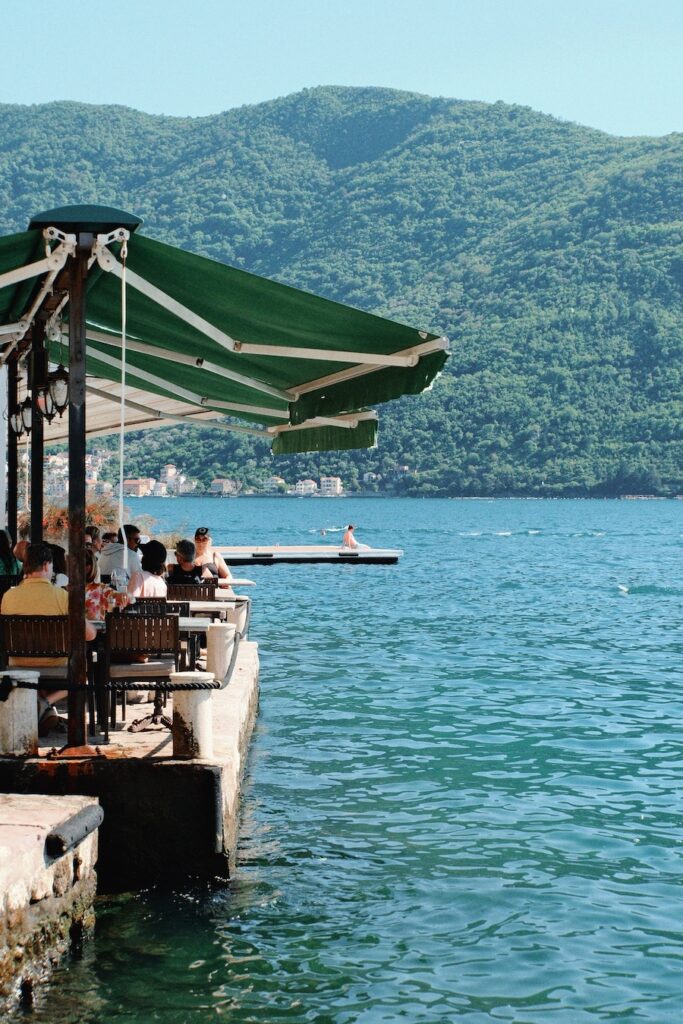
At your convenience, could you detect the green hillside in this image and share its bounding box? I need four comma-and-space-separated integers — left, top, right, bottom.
1, 86, 681, 495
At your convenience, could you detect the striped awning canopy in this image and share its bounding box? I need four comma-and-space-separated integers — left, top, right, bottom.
0, 205, 448, 452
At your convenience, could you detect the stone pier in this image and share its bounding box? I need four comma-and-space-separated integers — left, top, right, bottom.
0, 793, 101, 1009
0, 640, 259, 892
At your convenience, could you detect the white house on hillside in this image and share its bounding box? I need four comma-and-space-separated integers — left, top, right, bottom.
320, 476, 343, 496
295, 479, 318, 496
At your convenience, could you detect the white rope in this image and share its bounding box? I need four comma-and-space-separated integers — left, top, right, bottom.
118, 240, 128, 573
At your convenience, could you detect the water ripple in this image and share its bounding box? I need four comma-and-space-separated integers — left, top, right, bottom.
22, 498, 683, 1023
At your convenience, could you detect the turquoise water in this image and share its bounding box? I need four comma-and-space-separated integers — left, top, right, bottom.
19, 498, 683, 1023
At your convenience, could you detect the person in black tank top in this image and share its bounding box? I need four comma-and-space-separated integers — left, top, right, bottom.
167, 539, 208, 584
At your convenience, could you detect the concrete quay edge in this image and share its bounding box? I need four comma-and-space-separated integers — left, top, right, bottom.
0, 641, 260, 892
0, 793, 100, 1008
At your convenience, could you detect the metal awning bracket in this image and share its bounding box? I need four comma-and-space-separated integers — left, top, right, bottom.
94, 229, 130, 272
0, 319, 28, 338
0, 231, 78, 366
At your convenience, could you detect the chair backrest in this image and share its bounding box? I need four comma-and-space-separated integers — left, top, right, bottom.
104, 613, 179, 658
166, 600, 190, 616
126, 597, 168, 617
167, 582, 217, 602
0, 614, 70, 663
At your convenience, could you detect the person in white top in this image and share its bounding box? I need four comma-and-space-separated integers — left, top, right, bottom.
98, 525, 143, 581
128, 540, 168, 598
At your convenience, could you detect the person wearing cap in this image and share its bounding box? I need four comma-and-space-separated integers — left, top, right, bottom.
167, 539, 212, 584
128, 539, 168, 598
193, 527, 232, 582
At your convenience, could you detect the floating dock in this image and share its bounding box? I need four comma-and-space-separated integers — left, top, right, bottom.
217, 545, 402, 566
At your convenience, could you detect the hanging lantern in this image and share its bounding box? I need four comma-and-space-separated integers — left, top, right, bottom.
20, 396, 32, 435
9, 406, 24, 437
36, 384, 56, 423
48, 364, 69, 416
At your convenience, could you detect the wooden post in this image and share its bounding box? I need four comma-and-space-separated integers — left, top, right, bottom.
67, 235, 92, 748
30, 324, 46, 543
6, 358, 18, 542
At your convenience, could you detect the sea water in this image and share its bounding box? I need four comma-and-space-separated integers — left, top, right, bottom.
17, 498, 683, 1023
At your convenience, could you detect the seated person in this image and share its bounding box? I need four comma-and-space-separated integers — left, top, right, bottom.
0, 528, 21, 580
167, 539, 214, 584
13, 539, 29, 570
48, 543, 69, 587
85, 548, 130, 620
341, 524, 369, 550
85, 525, 104, 554
128, 540, 168, 598
1, 542, 96, 734
193, 527, 232, 583
98, 524, 143, 582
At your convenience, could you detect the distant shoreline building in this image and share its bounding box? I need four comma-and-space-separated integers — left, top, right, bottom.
295, 479, 318, 496
210, 477, 240, 496
320, 475, 343, 496
123, 478, 156, 497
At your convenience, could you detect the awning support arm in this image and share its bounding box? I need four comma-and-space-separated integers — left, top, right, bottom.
293, 337, 449, 398
268, 411, 378, 434
94, 241, 434, 370
0, 232, 76, 366
95, 239, 244, 354
84, 329, 294, 403
85, 384, 269, 436
85, 346, 288, 420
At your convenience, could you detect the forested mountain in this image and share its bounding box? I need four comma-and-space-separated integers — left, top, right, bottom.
1, 86, 681, 495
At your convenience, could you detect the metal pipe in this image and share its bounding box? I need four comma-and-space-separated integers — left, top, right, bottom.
45, 804, 104, 857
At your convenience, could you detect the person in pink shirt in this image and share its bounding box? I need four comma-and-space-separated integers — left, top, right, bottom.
128, 540, 168, 599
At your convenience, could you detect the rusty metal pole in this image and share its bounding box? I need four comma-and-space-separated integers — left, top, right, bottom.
30, 323, 46, 543
6, 358, 18, 542
66, 234, 91, 748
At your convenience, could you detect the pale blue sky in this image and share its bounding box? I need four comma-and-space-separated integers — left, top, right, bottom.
1, 0, 681, 136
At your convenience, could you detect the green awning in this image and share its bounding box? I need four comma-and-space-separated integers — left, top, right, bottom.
0, 206, 448, 452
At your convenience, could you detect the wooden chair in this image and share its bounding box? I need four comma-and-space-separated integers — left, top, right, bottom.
166, 581, 217, 602
125, 597, 168, 616
0, 614, 96, 735
126, 597, 191, 616
166, 581, 226, 628
0, 614, 70, 679
125, 598, 196, 665
102, 613, 180, 736
166, 600, 190, 616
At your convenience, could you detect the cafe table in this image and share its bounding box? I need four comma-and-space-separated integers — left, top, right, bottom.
91, 616, 213, 633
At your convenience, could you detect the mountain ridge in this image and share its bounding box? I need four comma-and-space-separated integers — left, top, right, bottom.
0, 86, 681, 495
